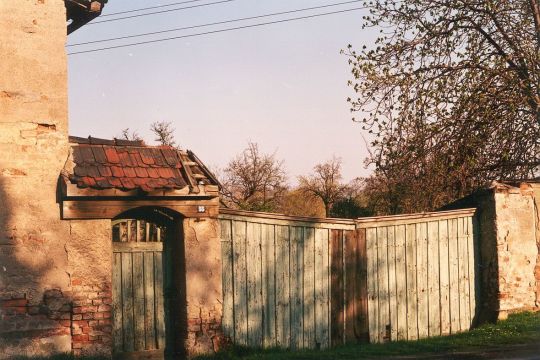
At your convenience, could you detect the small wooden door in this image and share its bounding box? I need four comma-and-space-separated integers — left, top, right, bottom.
112, 219, 170, 358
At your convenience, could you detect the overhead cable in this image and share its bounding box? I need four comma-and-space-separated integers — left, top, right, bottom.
68, 7, 365, 55
100, 0, 206, 17
89, 0, 236, 25
68, 0, 363, 47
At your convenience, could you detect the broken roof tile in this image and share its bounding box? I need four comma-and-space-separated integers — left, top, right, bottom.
66, 138, 219, 193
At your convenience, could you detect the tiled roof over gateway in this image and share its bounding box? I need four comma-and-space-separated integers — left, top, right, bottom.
65, 136, 219, 193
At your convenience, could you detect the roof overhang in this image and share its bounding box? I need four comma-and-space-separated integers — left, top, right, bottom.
66, 0, 107, 34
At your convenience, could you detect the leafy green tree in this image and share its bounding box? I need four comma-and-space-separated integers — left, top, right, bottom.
345, 0, 540, 213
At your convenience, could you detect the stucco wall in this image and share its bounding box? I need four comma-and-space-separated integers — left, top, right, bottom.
0, 1, 113, 357
183, 217, 224, 356
493, 183, 539, 315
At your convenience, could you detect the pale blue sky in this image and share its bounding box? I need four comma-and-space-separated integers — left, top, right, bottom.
67, 0, 376, 183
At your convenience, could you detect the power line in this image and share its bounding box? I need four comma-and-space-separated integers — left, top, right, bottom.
89, 0, 236, 25
68, 7, 364, 55
68, 0, 363, 47
100, 0, 206, 17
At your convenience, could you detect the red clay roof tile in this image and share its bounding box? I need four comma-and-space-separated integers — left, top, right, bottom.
67, 139, 218, 193
147, 168, 159, 179
110, 166, 124, 178
91, 147, 108, 164
98, 166, 112, 177
135, 168, 148, 178
104, 147, 120, 164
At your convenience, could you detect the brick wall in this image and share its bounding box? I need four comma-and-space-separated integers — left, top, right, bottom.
70, 280, 112, 356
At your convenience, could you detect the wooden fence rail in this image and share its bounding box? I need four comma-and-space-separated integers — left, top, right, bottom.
219, 208, 479, 349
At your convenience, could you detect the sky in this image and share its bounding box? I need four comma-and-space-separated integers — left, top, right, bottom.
67, 0, 377, 184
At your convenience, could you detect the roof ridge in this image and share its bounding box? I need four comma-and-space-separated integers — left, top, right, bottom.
69, 135, 145, 147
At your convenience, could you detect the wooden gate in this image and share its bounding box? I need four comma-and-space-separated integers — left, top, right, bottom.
112, 219, 170, 358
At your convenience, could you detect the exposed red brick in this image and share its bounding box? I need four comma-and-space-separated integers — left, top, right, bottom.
72, 334, 89, 342
98, 304, 111, 312
1, 298, 28, 307
82, 313, 95, 320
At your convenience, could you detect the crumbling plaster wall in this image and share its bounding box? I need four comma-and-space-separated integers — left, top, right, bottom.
183, 217, 224, 356
0, 1, 113, 358
493, 183, 539, 316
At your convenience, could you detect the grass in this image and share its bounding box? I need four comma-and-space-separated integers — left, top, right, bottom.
196, 311, 540, 359
12, 312, 539, 359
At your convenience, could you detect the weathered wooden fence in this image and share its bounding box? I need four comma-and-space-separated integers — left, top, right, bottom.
219, 208, 479, 349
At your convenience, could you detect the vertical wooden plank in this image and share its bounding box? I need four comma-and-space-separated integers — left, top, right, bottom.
366, 227, 378, 343
133, 252, 145, 350
127, 220, 132, 242
275, 225, 290, 348
330, 229, 344, 346
261, 224, 276, 348
472, 216, 481, 326
377, 226, 389, 342
405, 224, 418, 340
232, 220, 248, 346
303, 227, 315, 348
427, 221, 441, 337
387, 226, 397, 341
458, 218, 471, 331
314, 228, 329, 348
154, 252, 165, 349
356, 228, 369, 343
112, 252, 123, 352
344, 230, 356, 343
290, 226, 304, 349
246, 222, 263, 348
323, 228, 330, 349
448, 218, 460, 334
121, 252, 135, 351
143, 252, 156, 350
220, 219, 234, 341
416, 222, 429, 339
439, 219, 451, 336
467, 216, 476, 328
145, 222, 150, 242
394, 225, 407, 341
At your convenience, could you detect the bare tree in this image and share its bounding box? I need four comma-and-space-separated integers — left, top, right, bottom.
277, 188, 326, 218
344, 0, 540, 213
221, 142, 288, 212
119, 128, 142, 142
150, 121, 176, 147
298, 157, 348, 217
